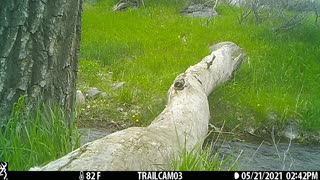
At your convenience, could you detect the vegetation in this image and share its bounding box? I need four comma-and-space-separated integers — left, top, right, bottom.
3, 0, 320, 171
172, 145, 237, 171
172, 131, 241, 171
0, 97, 80, 170
79, 0, 320, 139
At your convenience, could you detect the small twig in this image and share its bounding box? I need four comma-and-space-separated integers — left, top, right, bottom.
274, 14, 305, 33
229, 150, 243, 170
231, 124, 240, 132
204, 0, 217, 7
271, 126, 281, 159
288, 155, 294, 171
213, 121, 225, 147
211, 131, 236, 135
249, 140, 264, 163
315, 10, 319, 23
282, 128, 293, 170
213, 0, 219, 9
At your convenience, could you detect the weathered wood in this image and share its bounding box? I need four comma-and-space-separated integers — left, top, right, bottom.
112, 0, 140, 11
0, 0, 83, 124
32, 42, 245, 171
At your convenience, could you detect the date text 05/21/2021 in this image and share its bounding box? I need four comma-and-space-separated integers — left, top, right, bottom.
235, 171, 318, 180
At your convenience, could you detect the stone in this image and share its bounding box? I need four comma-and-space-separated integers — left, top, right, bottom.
76, 90, 86, 104
245, 127, 256, 135
86, 87, 101, 99
180, 4, 218, 18
112, 82, 126, 90
267, 112, 279, 121
101, 92, 108, 98
284, 120, 300, 140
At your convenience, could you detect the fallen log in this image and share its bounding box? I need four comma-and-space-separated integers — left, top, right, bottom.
32, 42, 245, 171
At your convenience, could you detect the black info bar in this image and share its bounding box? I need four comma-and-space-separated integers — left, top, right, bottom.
5, 171, 319, 180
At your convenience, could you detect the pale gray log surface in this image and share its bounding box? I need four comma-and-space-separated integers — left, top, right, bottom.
32, 42, 245, 171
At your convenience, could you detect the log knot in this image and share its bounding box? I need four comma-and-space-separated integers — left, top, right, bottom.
174, 79, 185, 90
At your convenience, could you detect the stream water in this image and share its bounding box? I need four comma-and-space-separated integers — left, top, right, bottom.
78, 128, 114, 146
214, 141, 320, 171
79, 128, 319, 171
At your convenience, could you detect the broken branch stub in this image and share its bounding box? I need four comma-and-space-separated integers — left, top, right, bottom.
32, 42, 245, 171
112, 0, 140, 11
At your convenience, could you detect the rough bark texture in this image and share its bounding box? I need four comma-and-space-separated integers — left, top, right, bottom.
31, 42, 245, 171
0, 0, 83, 124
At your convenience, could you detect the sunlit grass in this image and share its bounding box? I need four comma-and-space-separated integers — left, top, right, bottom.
172, 143, 239, 171
79, 0, 320, 134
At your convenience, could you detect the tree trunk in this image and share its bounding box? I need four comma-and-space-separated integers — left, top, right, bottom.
0, 0, 83, 125
31, 42, 245, 171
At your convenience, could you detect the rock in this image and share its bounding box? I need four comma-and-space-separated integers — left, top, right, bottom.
245, 127, 256, 135
180, 4, 218, 18
86, 87, 101, 99
76, 90, 86, 104
101, 92, 108, 98
112, 82, 126, 90
284, 120, 300, 140
267, 112, 279, 121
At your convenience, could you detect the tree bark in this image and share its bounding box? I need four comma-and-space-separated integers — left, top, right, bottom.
31, 42, 245, 171
0, 0, 83, 124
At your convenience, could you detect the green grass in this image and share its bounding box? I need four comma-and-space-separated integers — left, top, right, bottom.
3, 0, 318, 171
0, 96, 80, 170
172, 142, 239, 171
79, 0, 320, 138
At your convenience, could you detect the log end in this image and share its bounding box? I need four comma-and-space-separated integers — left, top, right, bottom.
209, 41, 246, 70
